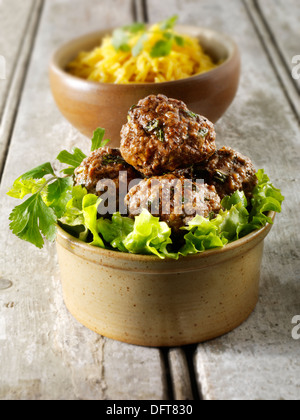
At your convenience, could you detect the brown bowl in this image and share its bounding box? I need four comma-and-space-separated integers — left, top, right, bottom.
56, 212, 275, 347
49, 26, 241, 147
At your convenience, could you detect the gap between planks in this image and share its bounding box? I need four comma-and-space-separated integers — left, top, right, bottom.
133, 0, 149, 23
0, 0, 45, 182
243, 0, 300, 122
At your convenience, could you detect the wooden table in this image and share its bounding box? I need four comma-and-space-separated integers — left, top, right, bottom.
0, 0, 299, 400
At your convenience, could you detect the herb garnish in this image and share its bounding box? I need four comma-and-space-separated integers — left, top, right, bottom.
184, 110, 198, 119
90, 127, 111, 151
198, 128, 209, 138
144, 120, 165, 142
8, 164, 73, 248
213, 171, 228, 183
111, 15, 184, 59
7, 128, 110, 249
145, 119, 160, 133
102, 154, 126, 166
156, 128, 165, 142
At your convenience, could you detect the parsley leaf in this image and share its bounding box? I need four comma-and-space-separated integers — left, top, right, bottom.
56, 147, 87, 176
112, 24, 146, 54
132, 33, 148, 57
122, 23, 146, 33
91, 128, 111, 151
21, 162, 54, 180
160, 15, 178, 30
112, 28, 131, 52
7, 178, 48, 200
150, 39, 173, 58
9, 193, 57, 249
174, 35, 185, 46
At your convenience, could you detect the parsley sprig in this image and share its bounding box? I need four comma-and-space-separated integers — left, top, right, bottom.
7, 128, 110, 249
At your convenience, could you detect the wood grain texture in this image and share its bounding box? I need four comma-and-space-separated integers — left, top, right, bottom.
256, 0, 300, 92
149, 0, 300, 400
244, 0, 300, 121
0, 0, 42, 175
0, 0, 35, 118
0, 0, 168, 400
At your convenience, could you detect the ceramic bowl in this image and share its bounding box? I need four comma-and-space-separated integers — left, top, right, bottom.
56, 212, 275, 347
49, 26, 241, 147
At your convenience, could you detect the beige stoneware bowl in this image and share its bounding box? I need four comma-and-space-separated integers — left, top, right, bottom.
50, 26, 241, 147
56, 212, 275, 347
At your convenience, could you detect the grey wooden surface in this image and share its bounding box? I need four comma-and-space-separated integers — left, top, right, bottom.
257, 0, 300, 92
0, 0, 299, 400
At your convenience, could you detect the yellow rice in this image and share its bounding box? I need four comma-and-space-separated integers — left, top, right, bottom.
67, 24, 218, 84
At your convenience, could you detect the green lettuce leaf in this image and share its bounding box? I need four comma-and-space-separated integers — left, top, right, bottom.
59, 185, 89, 241
59, 186, 87, 226
81, 194, 104, 248
180, 216, 227, 256
97, 213, 134, 253
249, 169, 284, 229
218, 204, 249, 241
221, 190, 248, 210
122, 210, 174, 259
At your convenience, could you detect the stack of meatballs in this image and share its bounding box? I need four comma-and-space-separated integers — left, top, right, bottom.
74, 94, 257, 238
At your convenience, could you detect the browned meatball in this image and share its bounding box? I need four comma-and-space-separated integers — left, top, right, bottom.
74, 147, 140, 210
120, 94, 216, 177
195, 146, 258, 200
125, 174, 221, 233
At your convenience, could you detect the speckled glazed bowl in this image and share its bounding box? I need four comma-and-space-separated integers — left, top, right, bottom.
49, 26, 241, 147
56, 212, 275, 347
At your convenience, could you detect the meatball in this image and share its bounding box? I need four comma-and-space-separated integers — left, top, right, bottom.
194, 146, 258, 200
74, 147, 140, 211
125, 174, 221, 233
120, 94, 216, 177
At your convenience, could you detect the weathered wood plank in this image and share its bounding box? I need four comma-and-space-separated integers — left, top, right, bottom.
0, 0, 42, 175
168, 349, 194, 400
0, 0, 168, 400
148, 0, 300, 400
0, 0, 36, 118
244, 0, 300, 121
256, 0, 300, 92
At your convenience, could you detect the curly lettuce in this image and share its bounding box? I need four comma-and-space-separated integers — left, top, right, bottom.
7, 152, 284, 259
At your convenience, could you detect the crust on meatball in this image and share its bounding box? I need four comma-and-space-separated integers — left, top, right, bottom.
74, 147, 140, 214
125, 174, 221, 232
120, 94, 216, 177
194, 146, 258, 200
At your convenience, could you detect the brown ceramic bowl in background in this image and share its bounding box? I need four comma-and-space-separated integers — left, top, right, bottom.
56, 212, 275, 348
49, 26, 241, 147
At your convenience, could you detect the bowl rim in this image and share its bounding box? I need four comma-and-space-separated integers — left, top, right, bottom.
50, 24, 240, 89
56, 211, 276, 264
